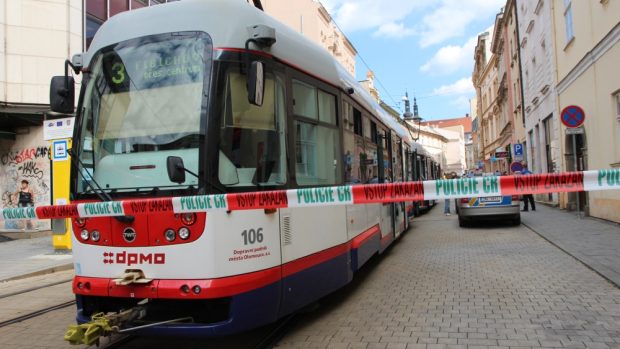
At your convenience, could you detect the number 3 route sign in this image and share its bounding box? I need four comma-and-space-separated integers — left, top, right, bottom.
561, 105, 585, 128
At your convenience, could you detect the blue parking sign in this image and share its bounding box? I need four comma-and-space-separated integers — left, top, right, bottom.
52, 140, 68, 161
513, 143, 523, 156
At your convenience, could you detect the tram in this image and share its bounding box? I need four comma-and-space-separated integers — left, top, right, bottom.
51, 0, 433, 337
411, 144, 441, 215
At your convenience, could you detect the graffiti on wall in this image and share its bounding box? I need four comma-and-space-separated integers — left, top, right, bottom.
0, 132, 51, 230
1, 147, 49, 166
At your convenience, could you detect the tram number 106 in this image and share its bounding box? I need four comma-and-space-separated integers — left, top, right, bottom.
241, 228, 264, 245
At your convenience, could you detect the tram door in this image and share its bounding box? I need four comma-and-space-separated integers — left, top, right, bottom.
392, 135, 405, 238
376, 128, 393, 249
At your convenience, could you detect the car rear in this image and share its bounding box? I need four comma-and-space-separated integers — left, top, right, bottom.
455, 195, 521, 227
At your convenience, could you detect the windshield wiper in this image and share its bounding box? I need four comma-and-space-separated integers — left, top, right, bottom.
70, 148, 135, 223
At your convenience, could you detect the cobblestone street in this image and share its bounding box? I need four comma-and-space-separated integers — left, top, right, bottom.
277, 206, 620, 349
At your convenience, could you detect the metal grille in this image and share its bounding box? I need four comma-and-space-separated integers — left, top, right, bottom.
282, 215, 292, 246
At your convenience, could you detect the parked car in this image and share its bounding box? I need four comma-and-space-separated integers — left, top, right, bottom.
455, 191, 521, 227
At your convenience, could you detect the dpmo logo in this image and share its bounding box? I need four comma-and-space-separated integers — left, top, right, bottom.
103, 251, 166, 266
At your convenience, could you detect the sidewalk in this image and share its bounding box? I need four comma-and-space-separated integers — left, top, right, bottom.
521, 204, 620, 287
0, 236, 73, 282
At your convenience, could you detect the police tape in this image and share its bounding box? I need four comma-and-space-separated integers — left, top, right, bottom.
2, 169, 619, 221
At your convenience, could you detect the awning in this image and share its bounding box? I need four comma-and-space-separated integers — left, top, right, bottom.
0, 103, 49, 130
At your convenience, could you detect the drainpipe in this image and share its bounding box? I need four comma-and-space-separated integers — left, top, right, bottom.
3, 0, 7, 103
514, 0, 526, 131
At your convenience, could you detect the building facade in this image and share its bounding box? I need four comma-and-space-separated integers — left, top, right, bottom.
421, 117, 471, 176
262, 0, 357, 76
551, 0, 620, 222
85, 0, 177, 49
472, 28, 500, 173
517, 0, 561, 205
490, 1, 525, 174
0, 0, 83, 230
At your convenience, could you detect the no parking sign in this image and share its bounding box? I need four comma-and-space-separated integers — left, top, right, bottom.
561, 105, 585, 128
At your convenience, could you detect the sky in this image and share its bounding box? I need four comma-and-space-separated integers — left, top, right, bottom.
320, 0, 504, 121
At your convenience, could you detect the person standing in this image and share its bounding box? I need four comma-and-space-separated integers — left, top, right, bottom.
12, 180, 35, 230
520, 164, 536, 211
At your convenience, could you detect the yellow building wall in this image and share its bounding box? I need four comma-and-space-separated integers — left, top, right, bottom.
557, 43, 620, 222
553, 0, 620, 81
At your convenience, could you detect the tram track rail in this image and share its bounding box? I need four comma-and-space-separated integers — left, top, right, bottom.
0, 300, 76, 328
0, 278, 73, 300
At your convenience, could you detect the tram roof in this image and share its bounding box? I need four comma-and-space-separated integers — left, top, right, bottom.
86, 0, 411, 144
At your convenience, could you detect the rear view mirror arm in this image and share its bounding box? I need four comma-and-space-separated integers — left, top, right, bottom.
64, 59, 80, 90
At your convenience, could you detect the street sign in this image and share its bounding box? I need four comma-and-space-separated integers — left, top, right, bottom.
565, 127, 584, 135
561, 105, 585, 128
44, 117, 75, 140
510, 161, 523, 173
52, 140, 68, 162
513, 143, 523, 156
495, 151, 510, 158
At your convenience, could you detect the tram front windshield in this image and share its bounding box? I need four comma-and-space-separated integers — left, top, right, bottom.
76, 32, 211, 194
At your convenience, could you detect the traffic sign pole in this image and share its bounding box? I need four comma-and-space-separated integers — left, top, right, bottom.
573, 134, 581, 219
561, 105, 585, 218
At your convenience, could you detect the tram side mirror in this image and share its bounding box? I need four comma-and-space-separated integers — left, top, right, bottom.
50, 76, 75, 114
247, 61, 265, 106
166, 156, 186, 184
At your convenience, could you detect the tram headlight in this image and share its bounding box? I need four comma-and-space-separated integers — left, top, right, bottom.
178, 227, 190, 240
80, 229, 89, 241
181, 285, 190, 294
181, 213, 196, 226
76, 218, 87, 227
91, 230, 101, 242
192, 285, 201, 294
164, 229, 176, 242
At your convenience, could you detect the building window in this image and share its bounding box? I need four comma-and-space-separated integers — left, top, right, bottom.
87, 0, 107, 20
131, 0, 147, 9
528, 130, 535, 170
543, 115, 553, 173
110, 0, 129, 17
86, 15, 103, 48
85, 0, 174, 49
563, 0, 574, 43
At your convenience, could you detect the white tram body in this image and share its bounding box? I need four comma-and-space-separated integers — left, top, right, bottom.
67, 0, 435, 335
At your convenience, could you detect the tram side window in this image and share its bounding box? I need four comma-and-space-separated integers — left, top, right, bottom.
363, 116, 371, 139
353, 109, 363, 136
370, 121, 378, 144
293, 80, 340, 186
218, 69, 287, 187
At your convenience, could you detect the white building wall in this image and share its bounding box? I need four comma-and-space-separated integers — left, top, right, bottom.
436, 128, 466, 175
0, 0, 82, 231
517, 0, 561, 204
0, 0, 82, 105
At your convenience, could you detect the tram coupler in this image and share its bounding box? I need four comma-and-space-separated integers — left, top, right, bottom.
64, 306, 146, 345
113, 269, 152, 285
